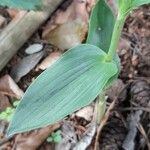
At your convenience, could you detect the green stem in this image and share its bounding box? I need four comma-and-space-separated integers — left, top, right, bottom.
106, 14, 126, 62
96, 93, 106, 124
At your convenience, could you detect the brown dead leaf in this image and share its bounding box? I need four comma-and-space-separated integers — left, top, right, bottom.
36, 52, 62, 71
75, 105, 94, 121
13, 123, 60, 150
0, 142, 11, 150
87, 0, 96, 12
0, 75, 24, 99
43, 0, 88, 37
44, 19, 87, 50
107, 0, 118, 15
42, 0, 95, 49
6, 9, 19, 18
39, 143, 55, 150
0, 93, 10, 112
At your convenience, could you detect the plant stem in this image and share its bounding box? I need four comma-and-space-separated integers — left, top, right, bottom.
96, 93, 106, 124
106, 14, 126, 62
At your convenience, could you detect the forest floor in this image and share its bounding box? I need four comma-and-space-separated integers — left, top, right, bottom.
0, 1, 149, 150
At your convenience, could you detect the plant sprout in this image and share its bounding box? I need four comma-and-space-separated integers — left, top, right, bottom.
0, 0, 149, 136
0, 101, 20, 122
47, 130, 62, 143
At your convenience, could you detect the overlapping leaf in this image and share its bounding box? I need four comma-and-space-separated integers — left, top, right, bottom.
118, 0, 150, 16
86, 0, 115, 53
86, 0, 120, 88
7, 44, 118, 136
0, 0, 42, 10
131, 0, 150, 8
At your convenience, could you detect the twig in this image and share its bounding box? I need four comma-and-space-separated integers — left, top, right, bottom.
0, 0, 63, 71
122, 110, 142, 150
138, 123, 150, 150
72, 122, 97, 150
94, 97, 117, 150
93, 77, 131, 150
115, 107, 150, 113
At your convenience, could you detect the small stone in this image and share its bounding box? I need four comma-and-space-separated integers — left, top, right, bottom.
25, 43, 43, 54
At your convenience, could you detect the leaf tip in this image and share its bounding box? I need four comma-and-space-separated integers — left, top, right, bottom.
6, 126, 16, 137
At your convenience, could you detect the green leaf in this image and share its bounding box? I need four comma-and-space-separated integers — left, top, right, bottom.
118, 0, 150, 16
0, 0, 42, 10
131, 0, 150, 8
0, 112, 8, 120
54, 130, 61, 136
6, 107, 12, 114
47, 137, 53, 143
86, 0, 115, 53
53, 134, 62, 143
7, 44, 118, 136
104, 54, 120, 89
13, 101, 20, 107
86, 0, 120, 86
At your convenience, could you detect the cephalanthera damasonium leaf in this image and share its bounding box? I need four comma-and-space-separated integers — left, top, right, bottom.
86, 0, 115, 53
0, 0, 42, 10
131, 0, 150, 8
7, 44, 118, 136
118, 0, 150, 15
86, 0, 120, 87
104, 54, 120, 89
